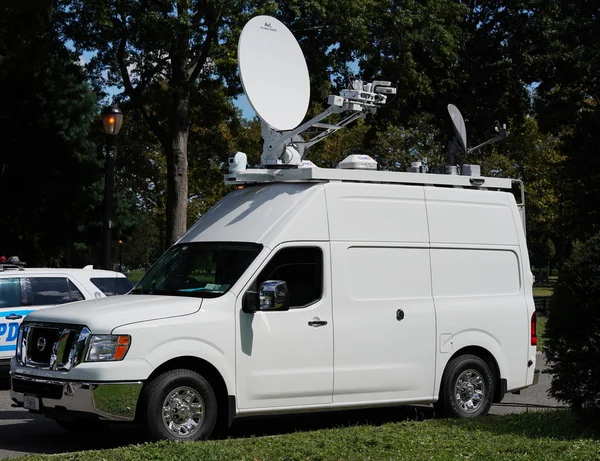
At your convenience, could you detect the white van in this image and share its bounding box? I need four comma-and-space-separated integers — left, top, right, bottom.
9, 165, 539, 440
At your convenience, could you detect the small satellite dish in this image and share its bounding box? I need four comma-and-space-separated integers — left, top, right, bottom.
447, 104, 467, 154
238, 16, 310, 131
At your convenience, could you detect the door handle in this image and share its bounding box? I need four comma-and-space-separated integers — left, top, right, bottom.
5, 314, 23, 320
308, 318, 328, 327
396, 309, 405, 321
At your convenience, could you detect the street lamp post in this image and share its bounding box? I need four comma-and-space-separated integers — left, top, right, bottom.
118, 239, 123, 272
101, 105, 123, 271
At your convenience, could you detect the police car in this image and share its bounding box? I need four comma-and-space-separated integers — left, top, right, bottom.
0, 262, 133, 371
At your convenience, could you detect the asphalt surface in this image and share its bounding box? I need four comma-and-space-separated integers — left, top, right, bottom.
0, 353, 562, 459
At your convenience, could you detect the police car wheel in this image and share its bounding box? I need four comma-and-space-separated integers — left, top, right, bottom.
141, 369, 218, 441
438, 354, 494, 418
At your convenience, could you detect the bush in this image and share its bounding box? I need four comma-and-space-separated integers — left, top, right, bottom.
545, 233, 600, 417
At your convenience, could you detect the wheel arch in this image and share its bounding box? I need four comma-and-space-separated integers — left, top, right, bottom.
443, 346, 505, 403
137, 355, 234, 428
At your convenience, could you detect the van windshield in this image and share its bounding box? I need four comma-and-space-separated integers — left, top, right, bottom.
131, 242, 263, 298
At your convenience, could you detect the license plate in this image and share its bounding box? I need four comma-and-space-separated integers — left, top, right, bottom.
23, 395, 40, 411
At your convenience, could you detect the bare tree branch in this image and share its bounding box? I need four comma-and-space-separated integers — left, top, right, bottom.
187, 6, 219, 83
116, 36, 169, 147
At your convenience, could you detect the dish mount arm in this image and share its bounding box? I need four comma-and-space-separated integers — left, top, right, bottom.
260, 80, 396, 166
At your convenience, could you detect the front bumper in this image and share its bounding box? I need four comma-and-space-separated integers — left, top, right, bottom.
10, 373, 143, 421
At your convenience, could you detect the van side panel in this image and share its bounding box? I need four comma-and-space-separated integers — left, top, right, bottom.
425, 188, 528, 395
426, 187, 519, 246
330, 245, 436, 403
326, 183, 435, 403
325, 182, 429, 244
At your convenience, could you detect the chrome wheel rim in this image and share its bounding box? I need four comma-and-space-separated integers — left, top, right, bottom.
161, 386, 205, 438
454, 369, 485, 413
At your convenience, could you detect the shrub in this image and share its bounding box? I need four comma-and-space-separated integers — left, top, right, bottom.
545, 233, 600, 417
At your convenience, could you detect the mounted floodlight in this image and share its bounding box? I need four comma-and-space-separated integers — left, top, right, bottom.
236, 15, 396, 169
228, 152, 248, 174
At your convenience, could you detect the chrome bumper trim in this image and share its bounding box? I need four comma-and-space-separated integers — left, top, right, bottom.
532, 368, 541, 386
10, 373, 143, 421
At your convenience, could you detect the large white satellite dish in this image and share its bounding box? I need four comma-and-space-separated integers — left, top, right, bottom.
238, 16, 310, 131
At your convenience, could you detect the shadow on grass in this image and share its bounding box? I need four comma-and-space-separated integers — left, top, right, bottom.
228, 404, 434, 439
227, 404, 599, 442
431, 409, 599, 442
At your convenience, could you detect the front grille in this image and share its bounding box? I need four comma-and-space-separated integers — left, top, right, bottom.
12, 377, 63, 400
20, 323, 90, 371
28, 328, 58, 365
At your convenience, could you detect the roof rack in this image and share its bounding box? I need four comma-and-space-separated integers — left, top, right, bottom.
224, 166, 515, 191
0, 264, 25, 272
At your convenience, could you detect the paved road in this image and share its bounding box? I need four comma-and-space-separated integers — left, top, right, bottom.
0, 353, 562, 459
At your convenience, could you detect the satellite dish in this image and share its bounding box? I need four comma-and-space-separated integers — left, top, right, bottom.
447, 104, 467, 154
238, 16, 310, 131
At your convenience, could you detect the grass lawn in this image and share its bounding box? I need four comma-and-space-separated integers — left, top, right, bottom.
537, 315, 547, 351
532, 286, 554, 297
127, 269, 145, 283
13, 410, 599, 461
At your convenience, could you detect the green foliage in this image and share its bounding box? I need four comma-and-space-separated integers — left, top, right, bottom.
0, 1, 102, 266
545, 232, 600, 416
15, 410, 600, 461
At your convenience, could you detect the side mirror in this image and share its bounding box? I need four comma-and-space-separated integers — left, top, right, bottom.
242, 280, 290, 313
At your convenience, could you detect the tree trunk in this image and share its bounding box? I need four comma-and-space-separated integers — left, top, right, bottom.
165, 91, 190, 247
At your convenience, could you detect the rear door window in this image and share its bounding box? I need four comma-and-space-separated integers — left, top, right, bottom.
29, 277, 71, 305
90, 277, 133, 296
68, 280, 85, 301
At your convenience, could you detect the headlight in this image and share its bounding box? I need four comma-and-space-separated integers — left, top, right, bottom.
85, 335, 131, 362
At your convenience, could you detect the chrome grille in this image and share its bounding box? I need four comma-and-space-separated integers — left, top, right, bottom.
19, 323, 90, 371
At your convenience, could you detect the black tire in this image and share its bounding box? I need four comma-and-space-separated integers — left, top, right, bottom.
437, 354, 494, 418
140, 369, 218, 441
54, 418, 109, 435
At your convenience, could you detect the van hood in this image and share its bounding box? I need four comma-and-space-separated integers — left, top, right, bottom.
24, 295, 202, 333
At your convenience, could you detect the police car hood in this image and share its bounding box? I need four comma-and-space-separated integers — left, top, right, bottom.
24, 295, 201, 333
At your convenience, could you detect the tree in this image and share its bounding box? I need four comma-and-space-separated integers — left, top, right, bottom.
545, 232, 600, 418
0, 1, 102, 266
56, 0, 255, 245
523, 1, 600, 248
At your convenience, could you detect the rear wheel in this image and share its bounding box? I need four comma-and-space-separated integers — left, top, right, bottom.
437, 354, 494, 418
140, 369, 218, 441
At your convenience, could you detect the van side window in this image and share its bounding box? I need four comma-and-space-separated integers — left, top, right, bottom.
254, 247, 323, 309
29, 277, 71, 305
0, 278, 20, 308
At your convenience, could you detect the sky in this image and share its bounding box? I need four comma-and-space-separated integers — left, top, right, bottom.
78, 47, 359, 122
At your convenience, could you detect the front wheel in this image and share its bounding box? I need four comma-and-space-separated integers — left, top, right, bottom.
140, 369, 218, 441
437, 354, 494, 418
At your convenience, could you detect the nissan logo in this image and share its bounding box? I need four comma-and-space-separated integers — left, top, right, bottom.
36, 337, 47, 352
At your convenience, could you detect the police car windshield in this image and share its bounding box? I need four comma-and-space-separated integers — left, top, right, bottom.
131, 242, 263, 298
